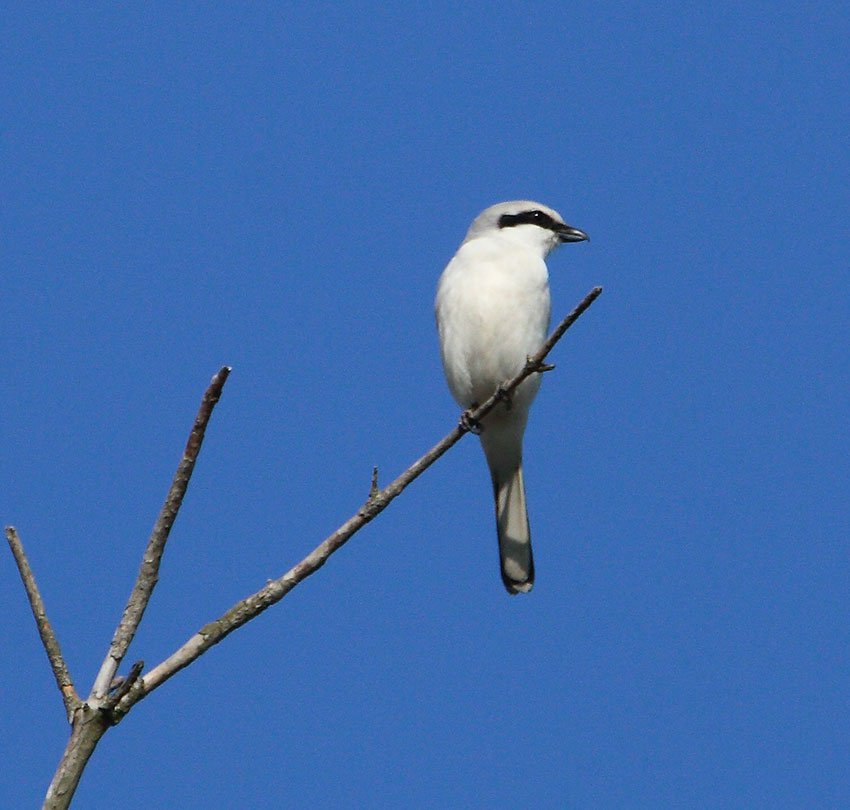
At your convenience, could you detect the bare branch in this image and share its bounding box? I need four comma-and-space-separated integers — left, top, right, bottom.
5, 526, 80, 721
112, 286, 603, 718
520, 285, 603, 382
44, 707, 110, 810
90, 366, 232, 699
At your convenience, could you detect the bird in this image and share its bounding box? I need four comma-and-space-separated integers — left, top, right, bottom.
435, 201, 588, 594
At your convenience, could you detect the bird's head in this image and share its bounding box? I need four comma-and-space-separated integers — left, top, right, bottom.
463, 200, 588, 256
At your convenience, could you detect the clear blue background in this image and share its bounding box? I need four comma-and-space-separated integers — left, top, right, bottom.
2, 4, 848, 808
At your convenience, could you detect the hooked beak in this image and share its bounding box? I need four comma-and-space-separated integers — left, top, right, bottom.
557, 224, 589, 243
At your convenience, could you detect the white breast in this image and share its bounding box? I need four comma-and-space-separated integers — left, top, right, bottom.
435, 234, 551, 410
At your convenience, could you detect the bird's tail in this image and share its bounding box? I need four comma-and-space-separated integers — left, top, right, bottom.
481, 415, 534, 594
491, 463, 534, 594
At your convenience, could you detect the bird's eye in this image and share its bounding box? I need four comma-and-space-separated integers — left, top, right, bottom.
497, 209, 556, 230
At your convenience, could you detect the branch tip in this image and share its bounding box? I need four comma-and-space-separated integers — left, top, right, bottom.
5, 526, 80, 720
91, 367, 232, 700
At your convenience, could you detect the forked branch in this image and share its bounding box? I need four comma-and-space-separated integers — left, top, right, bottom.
9, 286, 601, 809
112, 285, 603, 717
91, 366, 231, 699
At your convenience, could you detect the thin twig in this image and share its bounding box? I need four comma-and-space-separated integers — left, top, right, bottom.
113, 286, 602, 719
90, 366, 232, 699
5, 526, 80, 721
102, 661, 144, 716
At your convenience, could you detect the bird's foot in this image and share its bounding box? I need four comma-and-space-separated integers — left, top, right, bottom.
460, 409, 482, 435
495, 384, 513, 411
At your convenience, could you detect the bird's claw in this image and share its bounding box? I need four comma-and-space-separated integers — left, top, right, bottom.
495, 385, 513, 411
460, 410, 482, 435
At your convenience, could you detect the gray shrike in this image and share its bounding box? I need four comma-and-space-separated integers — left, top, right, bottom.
435, 201, 588, 594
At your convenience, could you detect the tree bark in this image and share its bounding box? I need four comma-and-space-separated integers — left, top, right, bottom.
44, 707, 109, 810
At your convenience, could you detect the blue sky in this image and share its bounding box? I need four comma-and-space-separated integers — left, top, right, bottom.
2, 3, 848, 808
